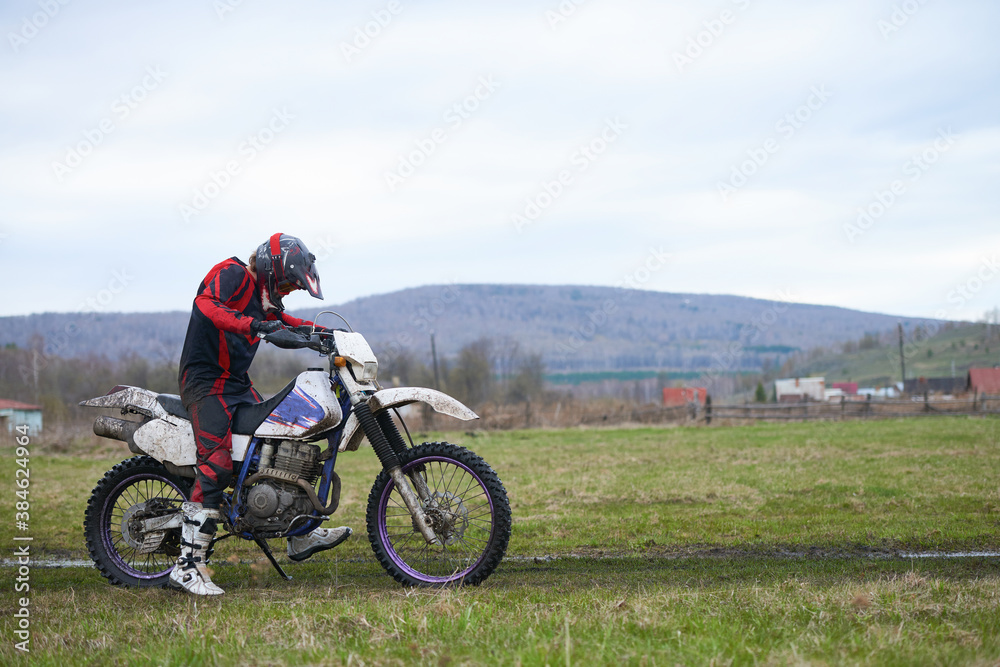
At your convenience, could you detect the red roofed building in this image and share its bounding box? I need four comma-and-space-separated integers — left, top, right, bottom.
968, 368, 1000, 395
0, 398, 44, 434
662, 387, 707, 406
832, 382, 858, 395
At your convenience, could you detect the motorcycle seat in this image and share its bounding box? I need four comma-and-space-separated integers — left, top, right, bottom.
156, 394, 190, 420
154, 378, 297, 435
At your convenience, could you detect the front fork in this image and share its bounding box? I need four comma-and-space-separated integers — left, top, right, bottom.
353, 398, 438, 545
374, 409, 433, 501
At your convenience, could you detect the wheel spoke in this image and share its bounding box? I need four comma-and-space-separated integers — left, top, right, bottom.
375, 447, 509, 584
97, 467, 185, 581
441, 463, 459, 497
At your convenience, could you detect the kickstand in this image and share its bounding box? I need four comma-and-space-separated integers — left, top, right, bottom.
254, 536, 292, 581
205, 532, 233, 563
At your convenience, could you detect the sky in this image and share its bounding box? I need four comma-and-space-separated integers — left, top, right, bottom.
1, 0, 998, 321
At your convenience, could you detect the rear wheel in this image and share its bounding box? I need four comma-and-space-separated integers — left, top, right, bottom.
366, 442, 511, 587
84, 456, 191, 587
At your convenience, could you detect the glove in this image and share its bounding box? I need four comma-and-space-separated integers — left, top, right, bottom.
259, 327, 310, 349
251, 319, 285, 337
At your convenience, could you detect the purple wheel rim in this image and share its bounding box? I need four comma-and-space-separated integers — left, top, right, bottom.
101, 473, 185, 580
377, 455, 496, 584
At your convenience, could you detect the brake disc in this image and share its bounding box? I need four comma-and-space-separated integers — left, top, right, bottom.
122, 500, 176, 554
427, 491, 469, 546
120, 502, 149, 551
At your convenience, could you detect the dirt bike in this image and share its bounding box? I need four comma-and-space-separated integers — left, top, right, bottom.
80, 313, 511, 588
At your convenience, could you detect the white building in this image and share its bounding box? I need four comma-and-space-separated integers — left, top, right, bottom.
824, 388, 845, 401
0, 399, 43, 434
774, 377, 825, 402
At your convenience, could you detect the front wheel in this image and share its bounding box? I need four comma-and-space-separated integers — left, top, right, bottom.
366, 442, 511, 587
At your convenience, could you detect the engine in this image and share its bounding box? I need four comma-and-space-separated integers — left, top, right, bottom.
239, 439, 325, 537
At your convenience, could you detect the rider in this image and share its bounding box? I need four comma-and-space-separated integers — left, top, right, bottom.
170, 233, 351, 596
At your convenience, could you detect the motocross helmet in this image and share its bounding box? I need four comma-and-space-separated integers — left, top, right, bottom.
254, 233, 323, 312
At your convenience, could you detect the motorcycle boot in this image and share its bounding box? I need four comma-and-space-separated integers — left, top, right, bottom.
169, 502, 225, 596
287, 526, 352, 562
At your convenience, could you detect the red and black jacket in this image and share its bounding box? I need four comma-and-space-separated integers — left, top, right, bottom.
178, 257, 309, 407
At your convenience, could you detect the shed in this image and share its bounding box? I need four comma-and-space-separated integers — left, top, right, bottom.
968, 368, 1000, 395
824, 388, 845, 401
0, 399, 44, 434
662, 387, 707, 406
904, 377, 965, 395
775, 377, 825, 402
832, 382, 858, 396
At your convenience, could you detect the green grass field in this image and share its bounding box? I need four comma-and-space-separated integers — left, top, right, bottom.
2, 418, 999, 665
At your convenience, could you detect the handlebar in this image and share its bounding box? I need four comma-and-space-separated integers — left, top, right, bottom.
260, 312, 350, 355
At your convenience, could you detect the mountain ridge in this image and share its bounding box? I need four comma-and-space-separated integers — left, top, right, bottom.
1, 284, 945, 374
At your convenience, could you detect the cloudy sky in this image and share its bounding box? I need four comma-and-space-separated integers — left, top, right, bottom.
2, 0, 997, 320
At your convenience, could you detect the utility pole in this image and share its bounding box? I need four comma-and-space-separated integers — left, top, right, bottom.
430, 331, 441, 391
897, 323, 906, 392
32, 348, 40, 403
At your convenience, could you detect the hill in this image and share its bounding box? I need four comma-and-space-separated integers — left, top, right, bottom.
792, 321, 999, 387
0, 284, 944, 374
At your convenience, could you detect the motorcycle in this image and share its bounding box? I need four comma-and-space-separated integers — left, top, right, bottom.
80, 313, 511, 588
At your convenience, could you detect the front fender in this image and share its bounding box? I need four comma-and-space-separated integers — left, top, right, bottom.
338, 387, 479, 452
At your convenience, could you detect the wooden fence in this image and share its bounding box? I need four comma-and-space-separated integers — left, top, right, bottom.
405, 395, 1000, 431
703, 395, 1000, 423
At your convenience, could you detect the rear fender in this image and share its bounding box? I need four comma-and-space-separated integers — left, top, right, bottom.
338, 387, 479, 452
79, 385, 167, 418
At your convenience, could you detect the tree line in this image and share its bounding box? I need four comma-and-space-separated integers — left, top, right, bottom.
0, 334, 547, 425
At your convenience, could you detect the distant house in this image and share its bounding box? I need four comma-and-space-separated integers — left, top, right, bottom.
775, 377, 825, 402
832, 382, 858, 395
662, 387, 707, 407
904, 377, 965, 396
858, 384, 902, 399
968, 368, 1000, 395
0, 399, 43, 434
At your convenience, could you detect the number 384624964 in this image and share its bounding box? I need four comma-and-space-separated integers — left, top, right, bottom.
15, 425, 30, 513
